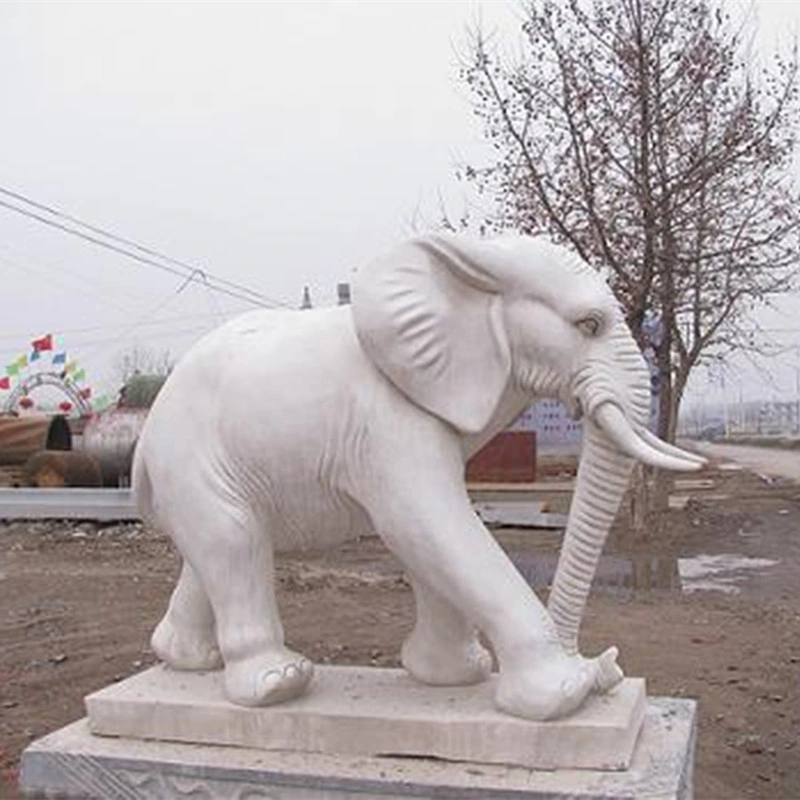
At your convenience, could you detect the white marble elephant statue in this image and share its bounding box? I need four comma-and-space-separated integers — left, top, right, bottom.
133, 233, 704, 721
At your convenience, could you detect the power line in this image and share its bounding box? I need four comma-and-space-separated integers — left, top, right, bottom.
0, 186, 292, 309
0, 311, 232, 342
0, 196, 262, 307
0, 324, 213, 359
0, 250, 138, 317
0, 185, 288, 307
75, 271, 218, 366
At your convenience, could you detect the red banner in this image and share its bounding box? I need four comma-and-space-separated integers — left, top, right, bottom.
0, 376, 9, 390
31, 334, 53, 352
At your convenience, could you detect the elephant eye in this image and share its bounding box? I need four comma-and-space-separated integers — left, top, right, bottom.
575, 313, 603, 337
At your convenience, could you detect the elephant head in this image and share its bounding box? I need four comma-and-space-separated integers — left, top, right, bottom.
352, 232, 703, 654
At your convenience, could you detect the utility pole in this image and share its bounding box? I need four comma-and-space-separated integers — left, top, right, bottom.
794, 348, 799, 434
721, 367, 729, 437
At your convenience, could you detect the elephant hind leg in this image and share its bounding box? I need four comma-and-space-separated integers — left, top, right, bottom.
164, 494, 313, 706
152, 561, 222, 671
401, 576, 492, 686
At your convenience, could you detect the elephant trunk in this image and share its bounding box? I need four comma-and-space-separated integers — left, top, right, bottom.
546, 319, 651, 656
546, 420, 634, 655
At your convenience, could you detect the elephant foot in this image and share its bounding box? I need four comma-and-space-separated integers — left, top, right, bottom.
224, 648, 314, 706
151, 613, 222, 671
590, 645, 624, 693
401, 630, 492, 686
495, 646, 621, 721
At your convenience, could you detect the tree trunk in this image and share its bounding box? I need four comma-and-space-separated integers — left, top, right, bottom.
628, 463, 650, 545
629, 332, 673, 543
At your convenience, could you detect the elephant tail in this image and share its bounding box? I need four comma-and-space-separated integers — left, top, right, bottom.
131, 444, 156, 529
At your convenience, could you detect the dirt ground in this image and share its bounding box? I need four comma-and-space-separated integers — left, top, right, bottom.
1, 460, 799, 799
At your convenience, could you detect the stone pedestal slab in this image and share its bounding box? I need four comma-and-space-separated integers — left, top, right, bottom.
85, 665, 646, 771
20, 697, 696, 799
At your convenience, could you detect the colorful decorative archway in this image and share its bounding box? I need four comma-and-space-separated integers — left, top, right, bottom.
0, 334, 95, 415
2, 371, 92, 415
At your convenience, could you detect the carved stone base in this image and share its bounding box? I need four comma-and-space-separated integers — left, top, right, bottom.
20, 697, 696, 799
83, 665, 645, 771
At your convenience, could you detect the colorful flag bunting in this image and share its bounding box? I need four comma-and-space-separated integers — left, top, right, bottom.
30, 350, 41, 362
0, 376, 9, 390
16, 354, 27, 370
73, 368, 86, 382
31, 334, 53, 352
79, 387, 92, 399
52, 352, 67, 365
6, 363, 19, 377
64, 362, 76, 374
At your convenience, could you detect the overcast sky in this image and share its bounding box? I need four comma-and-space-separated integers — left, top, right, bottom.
0, 1, 797, 407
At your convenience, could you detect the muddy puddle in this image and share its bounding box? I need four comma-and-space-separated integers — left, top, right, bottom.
676, 553, 779, 594
511, 550, 779, 595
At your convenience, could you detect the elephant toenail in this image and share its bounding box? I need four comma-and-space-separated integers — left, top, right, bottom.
284, 664, 299, 681
259, 670, 281, 694
594, 646, 624, 692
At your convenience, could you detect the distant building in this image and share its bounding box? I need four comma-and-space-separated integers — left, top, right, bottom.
467, 398, 583, 483
509, 399, 583, 454
300, 286, 313, 310
337, 282, 351, 305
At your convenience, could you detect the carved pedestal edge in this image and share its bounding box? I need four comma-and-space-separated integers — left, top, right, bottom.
20, 697, 696, 800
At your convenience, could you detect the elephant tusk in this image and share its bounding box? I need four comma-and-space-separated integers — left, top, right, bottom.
637, 428, 708, 467
593, 403, 702, 472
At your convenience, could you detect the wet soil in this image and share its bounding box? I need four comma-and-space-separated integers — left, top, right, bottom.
1, 463, 799, 799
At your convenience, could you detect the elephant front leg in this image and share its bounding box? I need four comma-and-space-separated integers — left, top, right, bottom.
401, 576, 492, 686
363, 434, 621, 721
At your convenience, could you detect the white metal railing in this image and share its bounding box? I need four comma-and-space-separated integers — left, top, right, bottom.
0, 488, 138, 521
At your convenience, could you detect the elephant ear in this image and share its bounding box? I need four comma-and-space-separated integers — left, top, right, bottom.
351, 236, 511, 435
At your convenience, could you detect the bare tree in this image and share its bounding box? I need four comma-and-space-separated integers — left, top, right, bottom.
459, 0, 800, 442
112, 344, 173, 386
